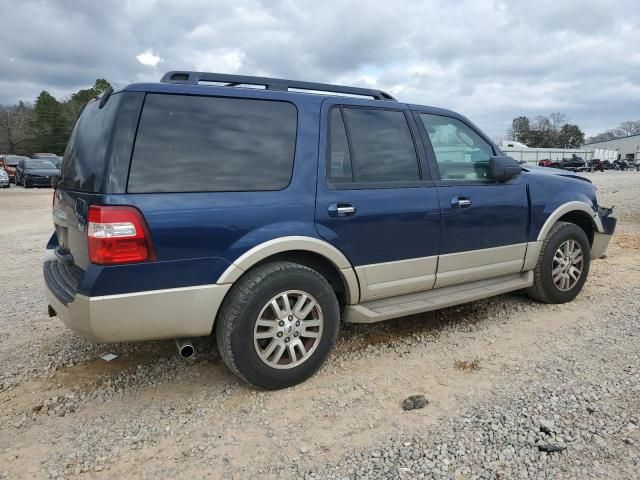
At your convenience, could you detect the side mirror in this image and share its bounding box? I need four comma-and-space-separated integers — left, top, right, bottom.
488, 155, 522, 181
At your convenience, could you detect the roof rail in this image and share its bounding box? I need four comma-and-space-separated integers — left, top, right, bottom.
160, 71, 397, 101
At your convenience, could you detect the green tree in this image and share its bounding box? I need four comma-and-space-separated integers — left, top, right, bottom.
32, 91, 67, 154
558, 124, 585, 147
506, 113, 584, 148
67, 78, 113, 119
507, 116, 531, 144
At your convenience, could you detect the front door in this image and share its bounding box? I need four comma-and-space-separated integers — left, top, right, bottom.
315, 99, 441, 302
415, 111, 529, 288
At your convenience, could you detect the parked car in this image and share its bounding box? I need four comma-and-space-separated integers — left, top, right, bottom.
44, 71, 617, 389
537, 159, 560, 168
15, 158, 61, 187
0, 167, 9, 188
32, 153, 63, 168
1, 155, 28, 183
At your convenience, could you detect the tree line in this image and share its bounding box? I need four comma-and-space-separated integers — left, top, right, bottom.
585, 120, 640, 144
506, 113, 585, 148
0, 79, 112, 155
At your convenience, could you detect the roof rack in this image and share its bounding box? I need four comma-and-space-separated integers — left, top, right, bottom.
160, 71, 397, 101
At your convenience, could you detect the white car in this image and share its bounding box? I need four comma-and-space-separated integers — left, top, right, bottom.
0, 167, 10, 188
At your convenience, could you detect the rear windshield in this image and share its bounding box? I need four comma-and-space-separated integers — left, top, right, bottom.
60, 92, 123, 192
127, 94, 297, 193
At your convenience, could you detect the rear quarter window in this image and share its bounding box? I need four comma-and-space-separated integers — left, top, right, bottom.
127, 94, 298, 193
61, 93, 124, 192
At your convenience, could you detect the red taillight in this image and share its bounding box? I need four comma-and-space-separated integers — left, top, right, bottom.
87, 205, 156, 265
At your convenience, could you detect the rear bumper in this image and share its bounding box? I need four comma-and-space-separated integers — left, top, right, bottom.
44, 260, 230, 342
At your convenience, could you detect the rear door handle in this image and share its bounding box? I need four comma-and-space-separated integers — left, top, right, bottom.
328, 203, 357, 217
451, 196, 472, 208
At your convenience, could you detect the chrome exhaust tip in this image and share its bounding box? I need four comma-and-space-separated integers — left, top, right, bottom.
175, 338, 195, 359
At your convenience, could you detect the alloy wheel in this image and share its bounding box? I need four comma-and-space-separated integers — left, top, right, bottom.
552, 239, 584, 291
253, 290, 323, 369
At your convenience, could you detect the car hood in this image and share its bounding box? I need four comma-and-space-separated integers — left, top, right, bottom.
523, 166, 592, 184
26, 169, 61, 176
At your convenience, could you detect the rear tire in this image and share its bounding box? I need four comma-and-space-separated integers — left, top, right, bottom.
526, 222, 591, 304
216, 261, 340, 389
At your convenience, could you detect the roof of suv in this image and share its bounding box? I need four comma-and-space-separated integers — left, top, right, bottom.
118, 70, 466, 125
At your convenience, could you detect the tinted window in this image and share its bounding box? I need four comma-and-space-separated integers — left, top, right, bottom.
337, 108, 420, 183
61, 93, 123, 192
328, 109, 352, 183
420, 114, 494, 181
128, 94, 297, 193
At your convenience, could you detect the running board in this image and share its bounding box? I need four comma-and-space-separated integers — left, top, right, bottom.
343, 271, 533, 324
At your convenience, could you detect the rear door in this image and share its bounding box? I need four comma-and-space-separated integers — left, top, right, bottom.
315, 99, 441, 302
414, 110, 529, 288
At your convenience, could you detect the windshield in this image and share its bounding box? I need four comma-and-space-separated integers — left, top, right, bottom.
26, 159, 57, 169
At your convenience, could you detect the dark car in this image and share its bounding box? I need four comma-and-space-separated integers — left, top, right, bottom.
44, 70, 616, 389
1, 155, 28, 182
15, 158, 61, 187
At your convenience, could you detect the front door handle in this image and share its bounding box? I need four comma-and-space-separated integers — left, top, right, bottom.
328, 203, 357, 217
451, 196, 472, 208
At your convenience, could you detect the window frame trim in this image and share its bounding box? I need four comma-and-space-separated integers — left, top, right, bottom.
325, 104, 431, 191
125, 92, 299, 194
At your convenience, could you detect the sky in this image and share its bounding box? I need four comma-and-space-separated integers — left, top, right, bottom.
0, 0, 639, 138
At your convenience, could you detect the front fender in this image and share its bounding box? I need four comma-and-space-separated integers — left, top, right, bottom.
526, 172, 601, 242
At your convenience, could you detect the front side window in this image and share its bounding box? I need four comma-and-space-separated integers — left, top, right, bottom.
420, 114, 494, 181
328, 107, 420, 185
128, 94, 297, 193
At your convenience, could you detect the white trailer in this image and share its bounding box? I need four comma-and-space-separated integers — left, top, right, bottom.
591, 148, 618, 161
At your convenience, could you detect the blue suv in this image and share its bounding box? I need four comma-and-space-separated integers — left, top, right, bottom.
44, 71, 616, 389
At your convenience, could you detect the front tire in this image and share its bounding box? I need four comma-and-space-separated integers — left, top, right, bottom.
526, 222, 591, 304
216, 261, 340, 389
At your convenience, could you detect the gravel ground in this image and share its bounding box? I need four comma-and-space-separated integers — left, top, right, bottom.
0, 171, 639, 479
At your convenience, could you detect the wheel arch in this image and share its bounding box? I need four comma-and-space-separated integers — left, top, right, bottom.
537, 201, 603, 246
217, 236, 360, 305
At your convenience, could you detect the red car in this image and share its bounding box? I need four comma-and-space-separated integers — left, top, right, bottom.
0, 155, 29, 183
537, 159, 561, 168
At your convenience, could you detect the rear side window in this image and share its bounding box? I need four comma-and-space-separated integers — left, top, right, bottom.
128, 94, 297, 193
61, 93, 123, 192
328, 107, 420, 184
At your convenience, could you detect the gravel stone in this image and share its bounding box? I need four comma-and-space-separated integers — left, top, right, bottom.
1, 172, 639, 479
